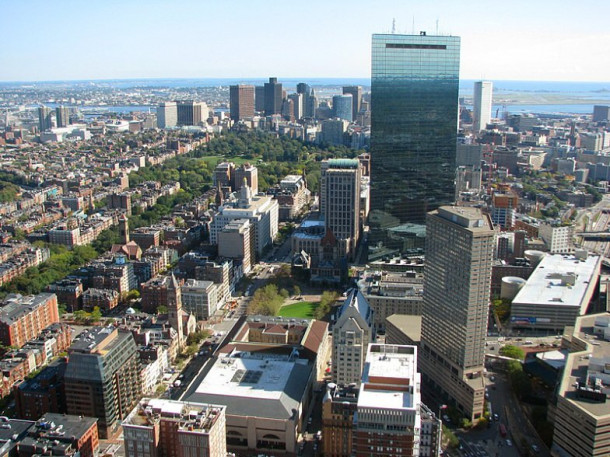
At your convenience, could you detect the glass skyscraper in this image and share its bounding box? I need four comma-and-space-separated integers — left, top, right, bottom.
369, 33, 461, 256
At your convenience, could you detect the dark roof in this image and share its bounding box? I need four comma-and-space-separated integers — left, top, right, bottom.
0, 293, 56, 325
36, 413, 98, 441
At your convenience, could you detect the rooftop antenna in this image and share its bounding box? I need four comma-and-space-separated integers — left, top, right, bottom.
436, 19, 439, 35
412, 16, 415, 34
392, 18, 396, 34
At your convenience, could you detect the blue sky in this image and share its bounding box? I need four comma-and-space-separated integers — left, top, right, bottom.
1, 0, 609, 82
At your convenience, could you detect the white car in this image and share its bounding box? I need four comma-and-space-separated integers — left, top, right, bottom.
506, 439, 512, 447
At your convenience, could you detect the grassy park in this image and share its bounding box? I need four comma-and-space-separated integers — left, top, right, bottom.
277, 301, 318, 319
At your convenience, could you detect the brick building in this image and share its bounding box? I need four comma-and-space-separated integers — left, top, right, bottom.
0, 293, 60, 348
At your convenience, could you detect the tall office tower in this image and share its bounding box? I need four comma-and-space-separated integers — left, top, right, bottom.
297, 83, 316, 118
157, 102, 178, 128
264, 77, 283, 115
229, 85, 255, 122
420, 206, 494, 421
254, 86, 265, 112
288, 92, 303, 120
353, 344, 425, 457
167, 273, 184, 348
281, 97, 295, 121
177, 100, 207, 126
343, 86, 362, 121
321, 159, 361, 261
593, 104, 610, 122
234, 163, 258, 194
369, 33, 460, 254
55, 105, 69, 128
213, 161, 235, 191
38, 106, 53, 132
332, 94, 353, 122
332, 289, 374, 386
65, 327, 141, 438
472, 81, 493, 132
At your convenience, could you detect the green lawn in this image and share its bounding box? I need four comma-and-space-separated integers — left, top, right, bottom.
277, 301, 318, 319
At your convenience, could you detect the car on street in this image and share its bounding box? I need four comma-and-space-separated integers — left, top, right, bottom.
531, 444, 540, 453
506, 439, 512, 447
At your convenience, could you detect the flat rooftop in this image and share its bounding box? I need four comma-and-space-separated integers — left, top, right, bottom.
559, 314, 610, 418
184, 352, 312, 420
358, 344, 419, 411
512, 253, 601, 307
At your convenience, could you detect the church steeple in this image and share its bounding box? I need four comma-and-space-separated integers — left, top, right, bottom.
119, 214, 129, 244
167, 273, 184, 348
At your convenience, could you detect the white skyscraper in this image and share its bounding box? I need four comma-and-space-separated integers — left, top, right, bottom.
472, 81, 493, 132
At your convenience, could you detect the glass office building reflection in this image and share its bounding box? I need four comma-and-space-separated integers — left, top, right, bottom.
369, 33, 460, 257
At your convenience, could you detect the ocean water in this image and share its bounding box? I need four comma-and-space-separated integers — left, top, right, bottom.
17, 78, 610, 115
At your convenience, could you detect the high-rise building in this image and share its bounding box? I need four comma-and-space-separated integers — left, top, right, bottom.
593, 105, 610, 122
55, 106, 70, 128
369, 33, 460, 253
229, 85, 255, 121
38, 106, 53, 132
213, 161, 235, 191
157, 102, 177, 128
264, 77, 283, 115
551, 313, 610, 457
332, 289, 374, 386
234, 162, 259, 194
297, 83, 317, 118
288, 92, 303, 120
254, 86, 265, 112
353, 344, 433, 457
343, 86, 362, 121
420, 206, 494, 421
472, 81, 493, 132
65, 327, 141, 438
332, 94, 353, 122
321, 159, 362, 261
218, 219, 254, 275
176, 100, 208, 126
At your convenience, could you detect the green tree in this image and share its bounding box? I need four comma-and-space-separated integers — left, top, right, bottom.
314, 291, 339, 320
90, 306, 102, 323
500, 344, 525, 360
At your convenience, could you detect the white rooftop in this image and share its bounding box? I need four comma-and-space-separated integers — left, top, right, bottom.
512, 253, 600, 308
358, 344, 419, 411
195, 354, 303, 401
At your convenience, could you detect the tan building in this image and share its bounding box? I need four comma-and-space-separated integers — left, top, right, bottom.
321, 159, 362, 261
229, 85, 255, 122
551, 313, 610, 457
332, 290, 374, 386
322, 383, 358, 457
123, 398, 227, 457
358, 270, 423, 333
234, 163, 259, 194
420, 206, 495, 421
385, 314, 422, 347
218, 218, 254, 274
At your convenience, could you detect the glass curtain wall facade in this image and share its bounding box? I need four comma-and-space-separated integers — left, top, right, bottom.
369, 34, 460, 255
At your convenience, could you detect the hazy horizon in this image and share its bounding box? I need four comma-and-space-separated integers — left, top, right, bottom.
1, 0, 609, 83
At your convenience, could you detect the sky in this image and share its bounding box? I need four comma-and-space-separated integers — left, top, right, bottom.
1, 0, 609, 82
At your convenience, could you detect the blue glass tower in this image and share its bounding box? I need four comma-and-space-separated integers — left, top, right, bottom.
369, 33, 460, 255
